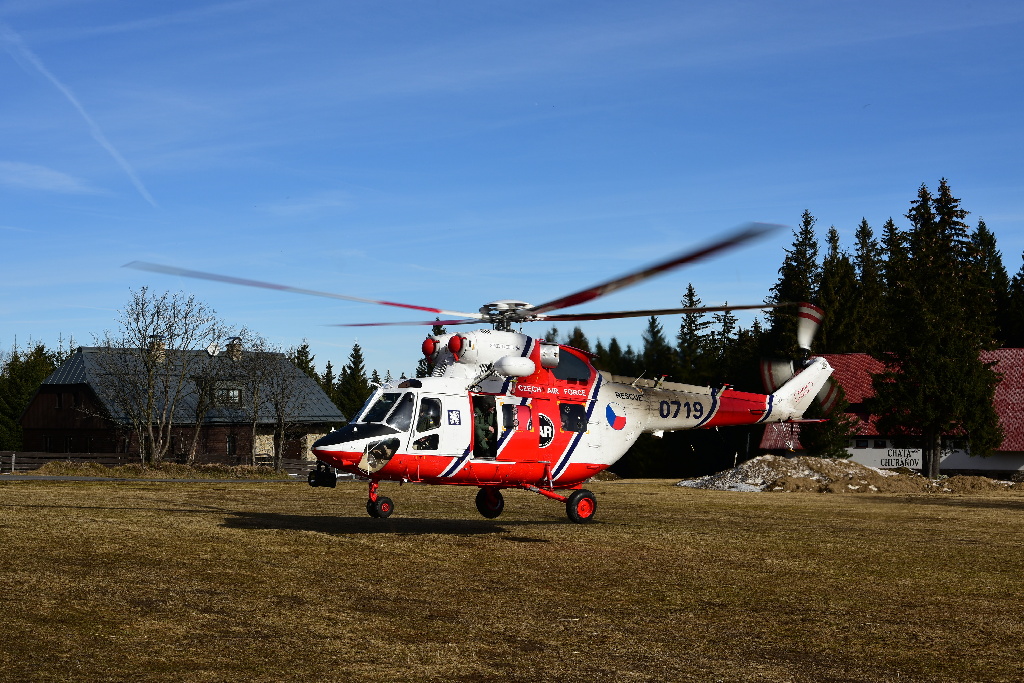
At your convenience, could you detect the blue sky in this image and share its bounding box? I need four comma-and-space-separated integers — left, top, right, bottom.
3, 0, 1023, 378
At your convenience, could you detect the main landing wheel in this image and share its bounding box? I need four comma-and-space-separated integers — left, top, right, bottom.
565, 489, 597, 523
475, 487, 505, 519
366, 496, 394, 519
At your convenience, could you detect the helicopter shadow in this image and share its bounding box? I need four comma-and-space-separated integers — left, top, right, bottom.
223, 511, 563, 538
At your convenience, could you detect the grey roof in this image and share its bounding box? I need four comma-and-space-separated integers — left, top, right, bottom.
43, 347, 345, 426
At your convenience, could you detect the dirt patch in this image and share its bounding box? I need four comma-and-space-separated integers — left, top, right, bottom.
677, 454, 1022, 494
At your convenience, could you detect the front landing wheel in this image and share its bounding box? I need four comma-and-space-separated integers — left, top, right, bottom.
565, 489, 597, 523
475, 487, 505, 519
367, 496, 394, 518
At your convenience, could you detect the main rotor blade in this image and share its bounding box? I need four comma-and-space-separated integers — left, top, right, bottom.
533, 302, 784, 322
329, 318, 482, 327
123, 261, 485, 321
528, 222, 781, 315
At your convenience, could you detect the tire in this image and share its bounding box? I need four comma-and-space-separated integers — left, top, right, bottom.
565, 489, 597, 523
373, 496, 394, 519
308, 471, 319, 487
366, 499, 379, 518
475, 487, 505, 519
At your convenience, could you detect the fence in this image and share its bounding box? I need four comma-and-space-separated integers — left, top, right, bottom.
0, 451, 316, 476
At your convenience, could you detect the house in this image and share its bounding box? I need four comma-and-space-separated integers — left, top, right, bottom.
761, 350, 1024, 474
20, 346, 345, 462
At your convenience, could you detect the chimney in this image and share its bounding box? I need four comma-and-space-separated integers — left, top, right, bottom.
226, 337, 243, 361
148, 335, 166, 363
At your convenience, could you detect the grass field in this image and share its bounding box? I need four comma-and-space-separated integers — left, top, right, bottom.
1, 479, 1022, 682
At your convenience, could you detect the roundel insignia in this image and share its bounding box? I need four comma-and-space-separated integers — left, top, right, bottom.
606, 403, 627, 430
538, 414, 555, 448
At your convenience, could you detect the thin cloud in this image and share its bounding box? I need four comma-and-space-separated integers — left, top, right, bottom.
0, 160, 97, 194
0, 21, 158, 207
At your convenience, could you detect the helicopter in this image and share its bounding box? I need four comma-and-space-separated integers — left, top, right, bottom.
127, 223, 834, 523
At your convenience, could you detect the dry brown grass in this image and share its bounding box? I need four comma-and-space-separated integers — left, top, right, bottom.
30, 461, 290, 480
1, 479, 1023, 682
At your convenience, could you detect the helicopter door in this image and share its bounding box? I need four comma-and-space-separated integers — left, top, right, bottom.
411, 396, 443, 452
472, 396, 498, 459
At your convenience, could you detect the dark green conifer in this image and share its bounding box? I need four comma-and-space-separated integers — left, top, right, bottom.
816, 227, 859, 353
871, 180, 1002, 478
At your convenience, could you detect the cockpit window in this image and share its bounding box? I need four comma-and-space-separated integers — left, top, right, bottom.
386, 393, 415, 431
363, 393, 402, 423
552, 350, 590, 382
416, 398, 442, 432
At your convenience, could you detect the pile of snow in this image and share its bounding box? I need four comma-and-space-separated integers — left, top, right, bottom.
676, 455, 1021, 494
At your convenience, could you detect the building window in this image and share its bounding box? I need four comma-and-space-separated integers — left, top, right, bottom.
215, 386, 241, 405
854, 439, 868, 449
874, 440, 887, 449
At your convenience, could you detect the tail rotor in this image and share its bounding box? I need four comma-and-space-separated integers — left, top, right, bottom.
760, 302, 839, 414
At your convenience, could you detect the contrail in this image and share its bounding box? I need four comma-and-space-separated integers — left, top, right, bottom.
0, 21, 158, 207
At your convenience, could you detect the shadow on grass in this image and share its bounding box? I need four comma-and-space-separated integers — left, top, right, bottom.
223, 511, 570, 537
894, 496, 1024, 511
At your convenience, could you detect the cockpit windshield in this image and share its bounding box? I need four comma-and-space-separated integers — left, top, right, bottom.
363, 393, 402, 422
386, 393, 415, 431
360, 391, 415, 432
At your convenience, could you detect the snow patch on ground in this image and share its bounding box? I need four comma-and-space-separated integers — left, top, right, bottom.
676, 455, 1022, 494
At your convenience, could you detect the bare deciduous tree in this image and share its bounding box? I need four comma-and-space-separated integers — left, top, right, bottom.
93, 288, 226, 465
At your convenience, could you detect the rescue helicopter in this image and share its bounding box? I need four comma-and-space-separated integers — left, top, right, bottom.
127, 223, 833, 523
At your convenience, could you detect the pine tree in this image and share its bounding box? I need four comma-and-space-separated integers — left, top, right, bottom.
853, 218, 885, 354
336, 342, 372, 421
641, 317, 677, 380
871, 181, 1002, 478
287, 341, 318, 381
564, 326, 591, 353
766, 210, 821, 357
319, 360, 338, 409
1007, 253, 1024, 347
595, 337, 627, 375
0, 342, 61, 449
968, 218, 1010, 346
677, 283, 712, 383
816, 227, 859, 353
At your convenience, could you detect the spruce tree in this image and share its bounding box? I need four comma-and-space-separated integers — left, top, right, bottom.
641, 316, 677, 380
287, 341, 318, 381
766, 210, 821, 357
853, 218, 885, 354
336, 342, 372, 421
677, 283, 712, 383
816, 227, 859, 353
319, 360, 338, 409
871, 181, 1002, 477
968, 218, 1010, 346
1007, 253, 1024, 347
564, 326, 591, 353
0, 342, 61, 450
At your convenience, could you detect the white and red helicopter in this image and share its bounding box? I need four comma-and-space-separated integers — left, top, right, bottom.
128, 224, 833, 523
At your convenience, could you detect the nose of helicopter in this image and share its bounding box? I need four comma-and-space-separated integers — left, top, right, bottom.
312, 446, 361, 468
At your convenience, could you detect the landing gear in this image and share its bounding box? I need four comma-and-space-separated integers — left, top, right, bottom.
365, 480, 394, 518
367, 496, 394, 518
519, 483, 598, 523
475, 487, 505, 519
565, 489, 597, 523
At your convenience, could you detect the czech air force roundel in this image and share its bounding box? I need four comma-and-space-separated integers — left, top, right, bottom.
606, 403, 627, 430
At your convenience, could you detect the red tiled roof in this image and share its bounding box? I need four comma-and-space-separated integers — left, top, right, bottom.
759, 350, 1024, 452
